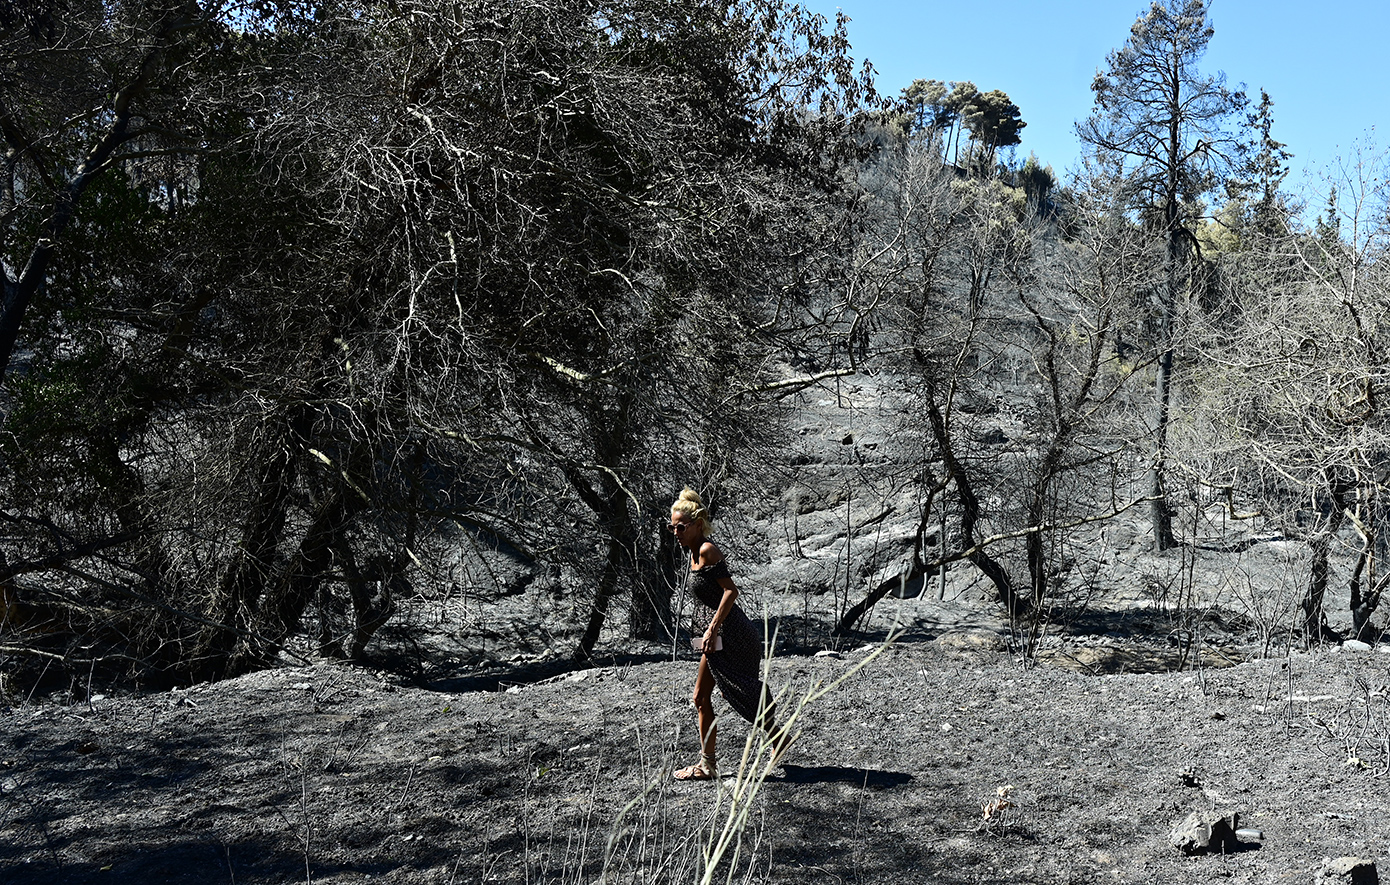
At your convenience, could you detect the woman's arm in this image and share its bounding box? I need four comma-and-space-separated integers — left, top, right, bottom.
709, 578, 739, 629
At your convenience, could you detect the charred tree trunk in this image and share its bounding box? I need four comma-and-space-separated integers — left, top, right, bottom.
574, 474, 641, 660
193, 406, 309, 679
561, 388, 641, 661
630, 519, 673, 642
1024, 438, 1070, 608
1024, 495, 1049, 606
91, 431, 180, 595
1348, 506, 1385, 643
1303, 529, 1337, 645
1348, 549, 1386, 643
230, 484, 353, 673
1149, 243, 1179, 552
230, 420, 418, 669
574, 530, 626, 662
363, 441, 422, 657
338, 537, 396, 662
833, 561, 934, 636
834, 475, 945, 635
1302, 471, 1353, 645
923, 395, 1023, 616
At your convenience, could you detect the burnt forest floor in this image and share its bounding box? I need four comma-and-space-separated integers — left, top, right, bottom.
5, 599, 1390, 885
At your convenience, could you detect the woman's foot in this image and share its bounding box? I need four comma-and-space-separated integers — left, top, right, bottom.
673, 756, 717, 781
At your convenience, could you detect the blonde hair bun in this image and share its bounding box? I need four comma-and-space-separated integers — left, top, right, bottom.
678, 489, 704, 506
672, 488, 712, 534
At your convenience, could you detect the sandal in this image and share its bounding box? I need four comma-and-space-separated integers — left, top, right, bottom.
673, 757, 717, 781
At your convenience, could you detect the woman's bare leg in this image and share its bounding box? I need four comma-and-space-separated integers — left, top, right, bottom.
694, 655, 717, 764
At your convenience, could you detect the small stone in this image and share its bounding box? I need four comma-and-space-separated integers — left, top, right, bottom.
1342, 640, 1374, 653
1317, 856, 1379, 885
1170, 809, 1240, 855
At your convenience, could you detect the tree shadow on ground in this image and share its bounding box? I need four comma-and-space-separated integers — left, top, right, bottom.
1028, 605, 1255, 674
421, 621, 946, 695
774, 764, 913, 789
1, 836, 407, 885
424, 649, 676, 693
1048, 605, 1253, 639
0, 701, 507, 885
771, 614, 940, 654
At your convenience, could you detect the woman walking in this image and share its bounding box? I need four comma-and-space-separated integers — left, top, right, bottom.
668, 489, 789, 781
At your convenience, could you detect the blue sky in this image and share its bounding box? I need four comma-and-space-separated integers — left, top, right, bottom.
805, 0, 1387, 205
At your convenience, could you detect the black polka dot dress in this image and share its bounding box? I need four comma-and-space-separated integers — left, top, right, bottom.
687, 559, 776, 728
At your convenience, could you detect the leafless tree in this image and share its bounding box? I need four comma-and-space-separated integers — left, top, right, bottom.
1180, 146, 1390, 644
1, 0, 882, 683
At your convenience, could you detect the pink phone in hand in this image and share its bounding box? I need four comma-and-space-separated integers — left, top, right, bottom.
691, 636, 724, 652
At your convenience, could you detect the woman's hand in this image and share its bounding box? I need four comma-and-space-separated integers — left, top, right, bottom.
701, 625, 718, 651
